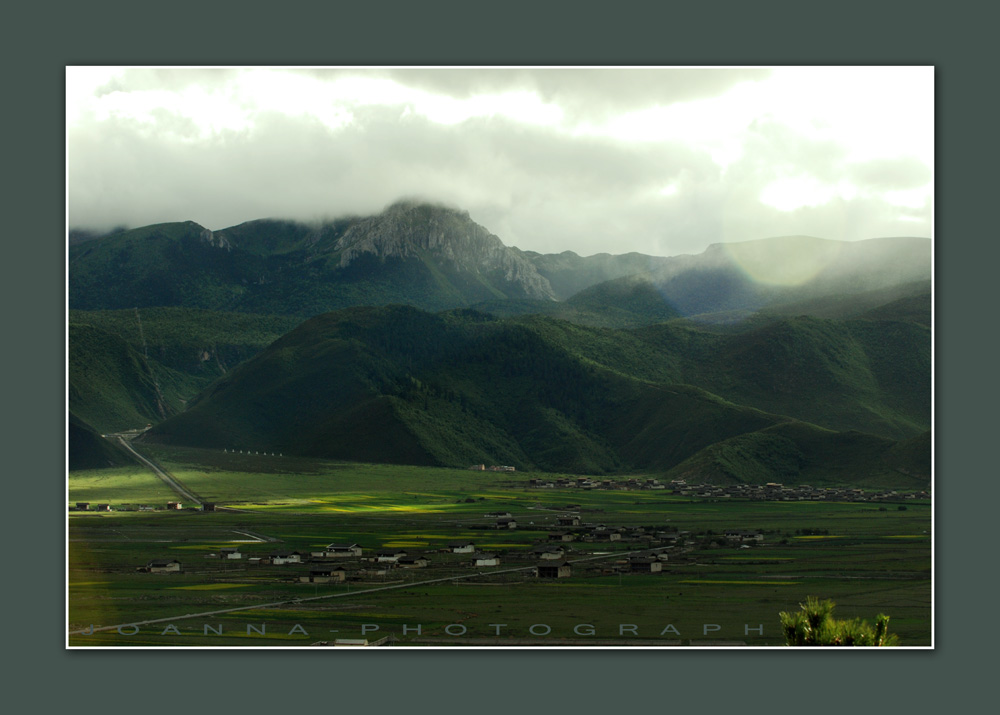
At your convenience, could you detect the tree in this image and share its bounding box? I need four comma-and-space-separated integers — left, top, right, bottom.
779, 596, 898, 646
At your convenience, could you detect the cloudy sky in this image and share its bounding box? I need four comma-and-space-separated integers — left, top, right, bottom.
67, 66, 932, 257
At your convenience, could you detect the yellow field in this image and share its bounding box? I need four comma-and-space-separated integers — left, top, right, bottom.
171, 583, 248, 591
680, 580, 800, 585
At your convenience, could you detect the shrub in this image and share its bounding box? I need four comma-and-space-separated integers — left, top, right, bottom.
779, 596, 898, 646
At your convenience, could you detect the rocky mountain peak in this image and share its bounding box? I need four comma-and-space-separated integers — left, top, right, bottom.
335, 201, 556, 300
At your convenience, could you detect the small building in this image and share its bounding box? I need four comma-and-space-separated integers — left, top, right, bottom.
448, 541, 476, 554
557, 515, 580, 527
376, 549, 407, 563
397, 555, 430, 569
725, 530, 763, 543
593, 531, 621, 542
146, 559, 181, 574
496, 517, 517, 530
536, 560, 572, 579
95, 503, 112, 512
219, 547, 242, 560
629, 557, 663, 573
473, 553, 500, 567
318, 543, 363, 558
201, 503, 217, 512
533, 545, 565, 560
75, 502, 90, 511
300, 566, 347, 584
548, 531, 575, 542
269, 551, 303, 565
166, 501, 183, 510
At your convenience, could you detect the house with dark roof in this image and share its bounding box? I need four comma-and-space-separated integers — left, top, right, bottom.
548, 531, 575, 542
629, 557, 663, 573
473, 553, 500, 567
315, 543, 363, 558
300, 566, 347, 583
397, 555, 429, 569
533, 545, 566, 560
536, 560, 572, 578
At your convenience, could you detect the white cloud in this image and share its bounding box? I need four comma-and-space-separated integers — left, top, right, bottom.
66, 67, 933, 254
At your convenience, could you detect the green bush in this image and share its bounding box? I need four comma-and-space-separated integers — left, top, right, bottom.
779, 596, 898, 646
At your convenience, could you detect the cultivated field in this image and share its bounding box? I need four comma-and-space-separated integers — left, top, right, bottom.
68, 445, 931, 647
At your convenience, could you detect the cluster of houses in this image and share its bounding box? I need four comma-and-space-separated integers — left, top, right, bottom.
528, 477, 666, 490
136, 503, 771, 582
669, 482, 930, 502
527, 478, 930, 502
468, 464, 517, 472
73, 501, 187, 512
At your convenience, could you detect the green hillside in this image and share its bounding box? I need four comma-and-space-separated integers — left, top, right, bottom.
68, 309, 302, 434
666, 421, 931, 487
68, 322, 171, 432
68, 412, 136, 471
144, 305, 929, 482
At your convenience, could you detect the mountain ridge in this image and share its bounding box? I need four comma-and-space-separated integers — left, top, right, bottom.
69, 201, 930, 321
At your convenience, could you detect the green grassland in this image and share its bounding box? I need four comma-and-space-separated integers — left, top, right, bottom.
68, 447, 931, 647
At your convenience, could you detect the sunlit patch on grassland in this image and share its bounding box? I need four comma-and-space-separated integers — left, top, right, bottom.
319, 504, 449, 513
168, 542, 254, 550
171, 584, 247, 590
719, 557, 794, 561
680, 580, 800, 585
794, 535, 845, 540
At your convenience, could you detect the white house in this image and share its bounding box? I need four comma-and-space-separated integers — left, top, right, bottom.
269, 551, 303, 565
146, 559, 181, 573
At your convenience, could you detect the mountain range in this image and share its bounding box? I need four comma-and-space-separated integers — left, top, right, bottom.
68, 201, 932, 485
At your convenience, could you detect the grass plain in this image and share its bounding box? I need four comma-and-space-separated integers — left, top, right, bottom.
68, 445, 931, 647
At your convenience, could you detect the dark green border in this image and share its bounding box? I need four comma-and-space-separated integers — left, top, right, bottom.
17, 0, 993, 709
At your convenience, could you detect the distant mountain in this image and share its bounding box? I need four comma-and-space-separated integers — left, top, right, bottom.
142, 305, 929, 482
492, 236, 930, 328
666, 422, 931, 488
646, 235, 931, 318
469, 275, 681, 329
522, 250, 671, 301
70, 203, 930, 326
69, 201, 555, 316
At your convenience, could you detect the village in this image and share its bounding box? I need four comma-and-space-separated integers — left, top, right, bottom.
71, 500, 762, 584
71, 476, 930, 590
524, 477, 930, 503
